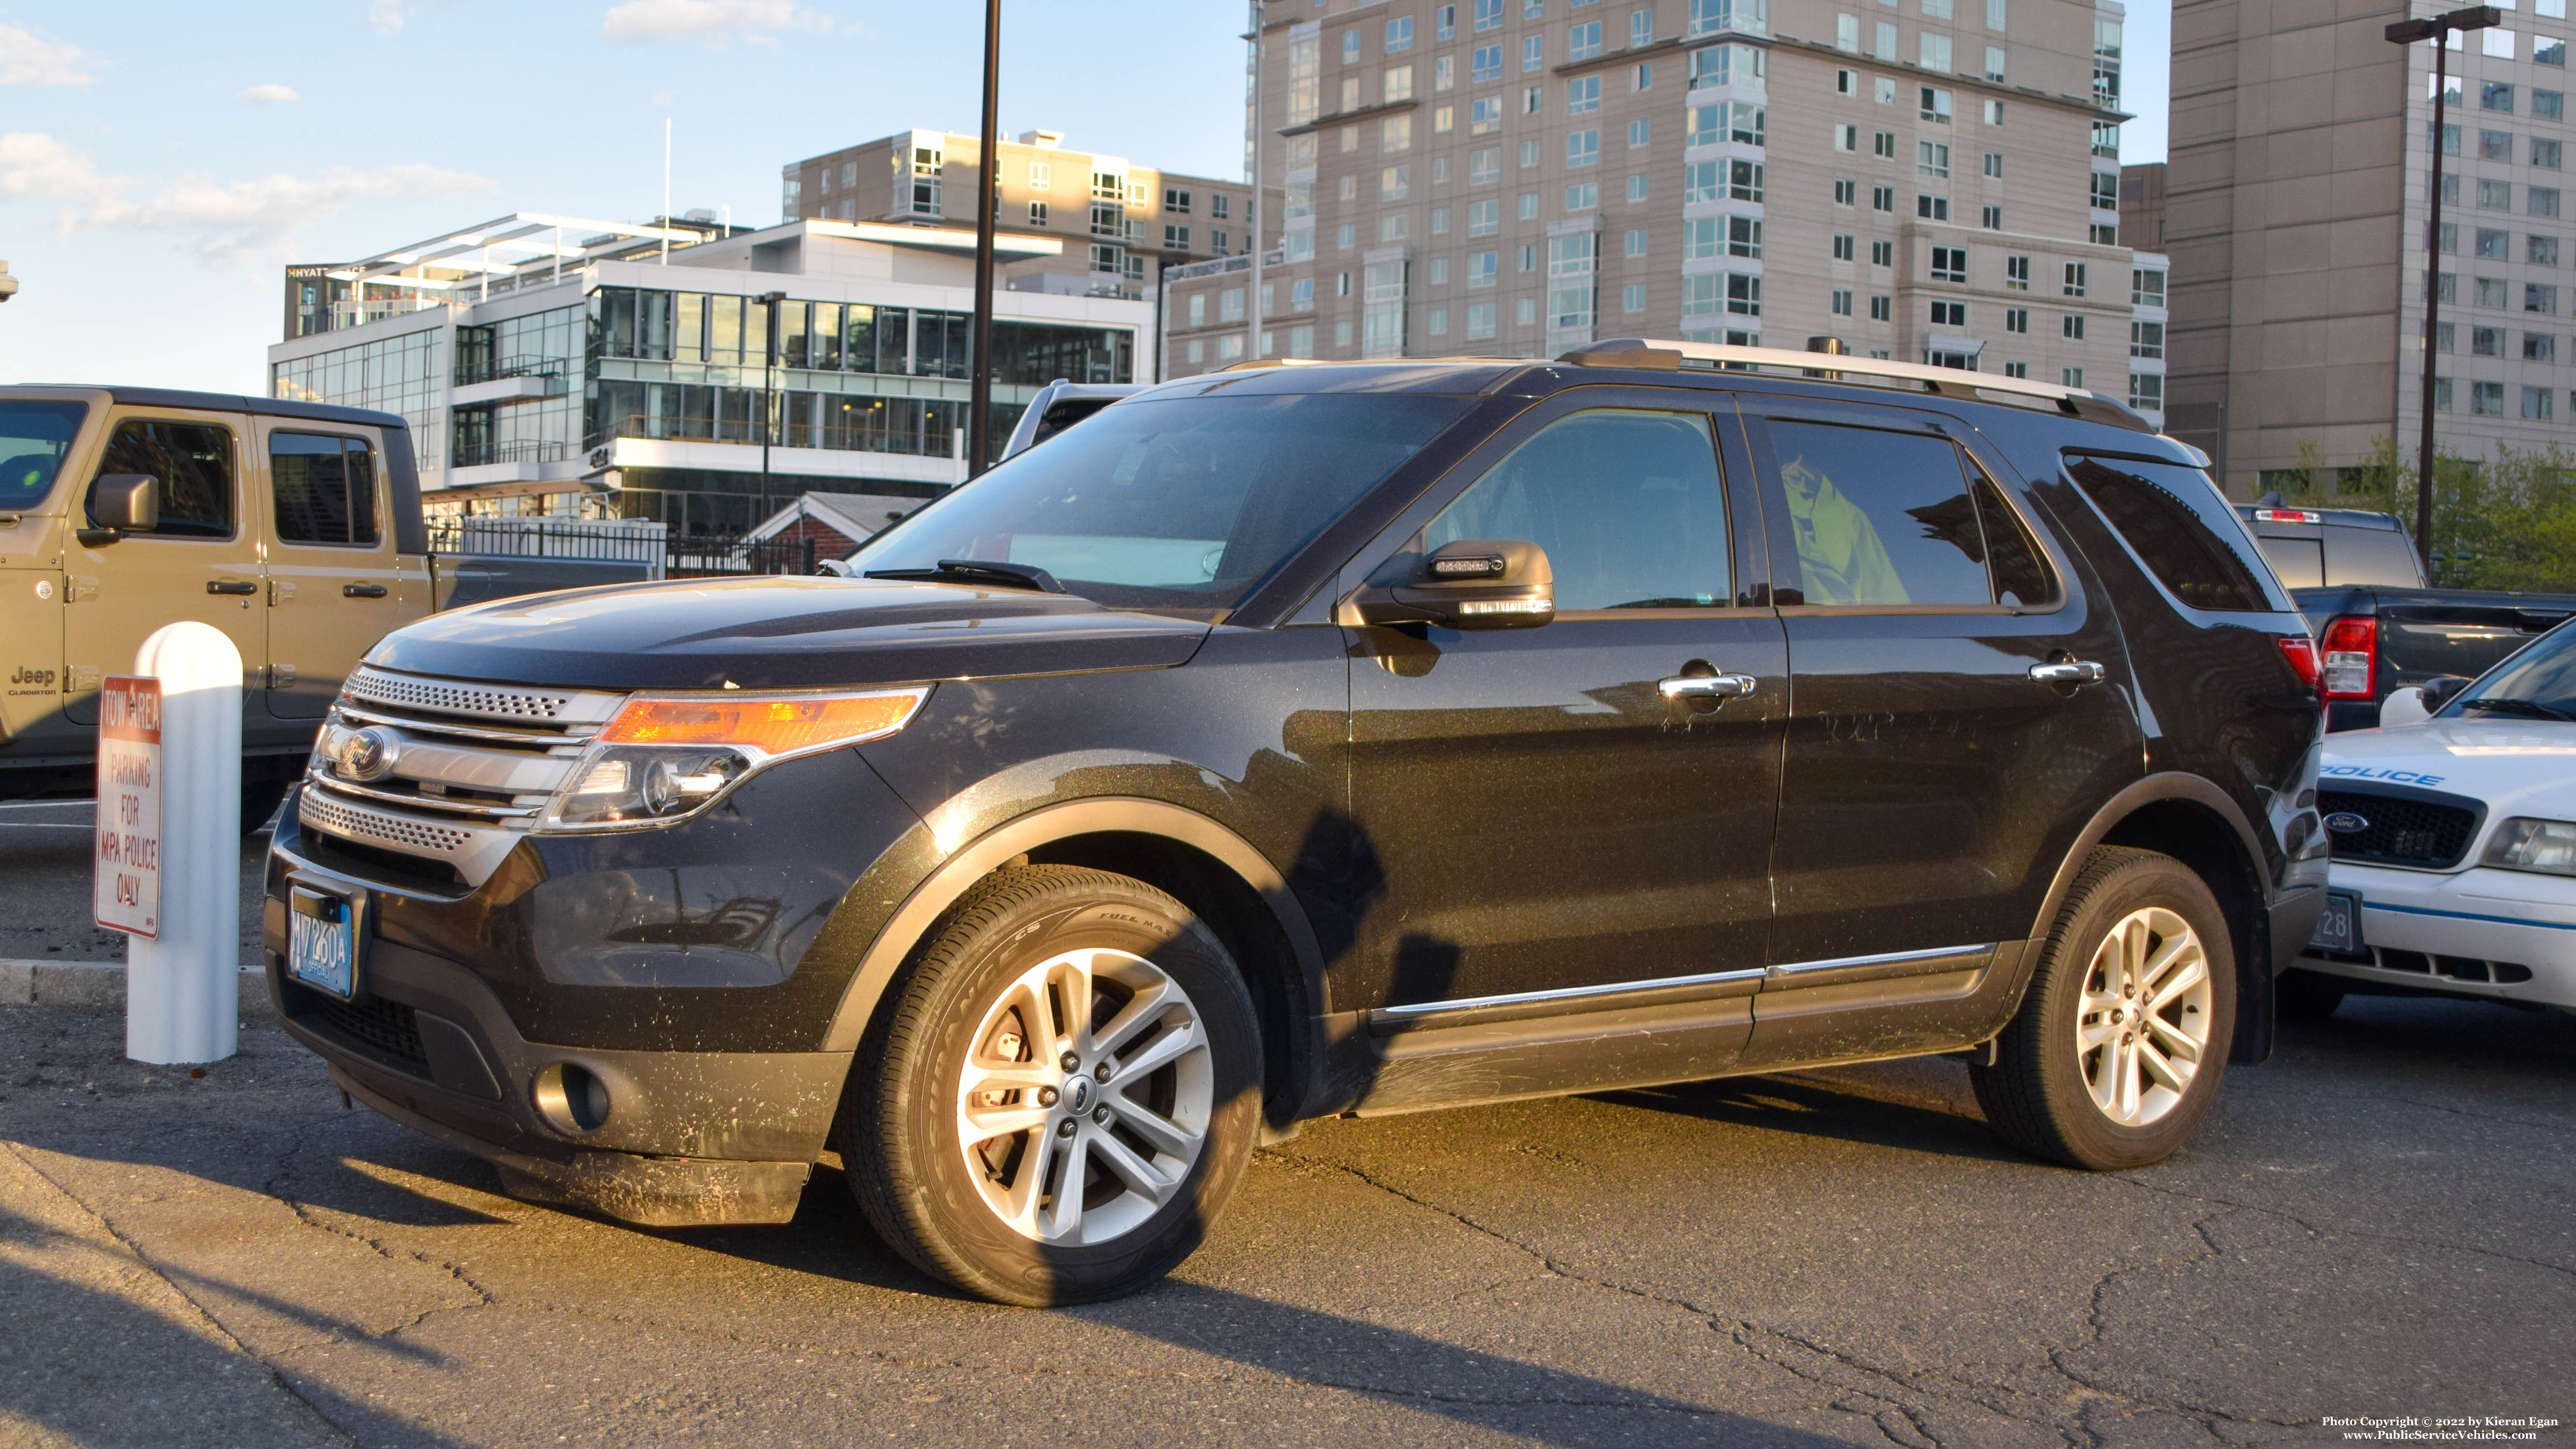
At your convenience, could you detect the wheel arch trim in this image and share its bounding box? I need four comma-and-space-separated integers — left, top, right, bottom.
819, 796, 1329, 1059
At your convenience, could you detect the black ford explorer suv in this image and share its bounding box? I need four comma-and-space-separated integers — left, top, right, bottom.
264, 342, 2328, 1305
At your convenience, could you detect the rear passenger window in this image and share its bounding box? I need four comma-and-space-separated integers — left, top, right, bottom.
2324, 527, 2425, 587
1426, 409, 1731, 610
270, 432, 381, 546
90, 419, 235, 539
2066, 455, 2271, 612
1765, 420, 2050, 608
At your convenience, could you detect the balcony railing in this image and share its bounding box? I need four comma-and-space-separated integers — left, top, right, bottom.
451, 439, 574, 468
607, 412, 964, 459
454, 353, 565, 387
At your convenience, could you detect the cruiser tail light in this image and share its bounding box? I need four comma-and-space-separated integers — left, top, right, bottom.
2318, 616, 2378, 700
541, 686, 929, 831
2252, 507, 2323, 524
2277, 636, 2322, 694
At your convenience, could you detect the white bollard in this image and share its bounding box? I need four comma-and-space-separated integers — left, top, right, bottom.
116, 622, 243, 1065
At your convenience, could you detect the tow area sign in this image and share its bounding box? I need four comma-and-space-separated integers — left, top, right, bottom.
94, 675, 162, 938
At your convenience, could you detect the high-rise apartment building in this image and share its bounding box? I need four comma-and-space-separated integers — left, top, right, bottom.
1167, 0, 2146, 418
784, 129, 1278, 301
2168, 0, 2576, 493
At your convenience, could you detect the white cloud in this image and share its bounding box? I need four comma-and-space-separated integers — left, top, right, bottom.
0, 131, 490, 266
0, 24, 97, 87
238, 83, 300, 104
369, 0, 411, 33
601, 0, 832, 46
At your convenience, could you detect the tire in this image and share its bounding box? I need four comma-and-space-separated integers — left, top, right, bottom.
2275, 967, 2347, 1024
841, 865, 1263, 1306
1972, 846, 2237, 1171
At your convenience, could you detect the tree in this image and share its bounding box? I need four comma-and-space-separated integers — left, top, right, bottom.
2261, 436, 2576, 590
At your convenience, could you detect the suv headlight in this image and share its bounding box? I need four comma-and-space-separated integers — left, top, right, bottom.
2481, 817, 2576, 876
538, 686, 928, 832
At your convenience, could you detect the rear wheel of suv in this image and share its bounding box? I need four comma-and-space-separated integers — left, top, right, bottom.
1972, 847, 2237, 1170
841, 865, 1263, 1306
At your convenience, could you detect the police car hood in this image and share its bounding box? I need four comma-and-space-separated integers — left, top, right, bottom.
2322, 717, 2576, 821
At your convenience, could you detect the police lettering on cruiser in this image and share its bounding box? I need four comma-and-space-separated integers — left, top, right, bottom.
2319, 764, 2448, 787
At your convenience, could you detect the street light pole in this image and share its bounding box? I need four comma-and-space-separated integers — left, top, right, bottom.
2389, 5, 2501, 581
1247, 0, 1266, 366
968, 0, 1002, 477
758, 288, 787, 534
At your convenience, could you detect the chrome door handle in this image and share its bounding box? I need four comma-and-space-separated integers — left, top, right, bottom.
2029, 659, 2107, 686
1658, 673, 1757, 700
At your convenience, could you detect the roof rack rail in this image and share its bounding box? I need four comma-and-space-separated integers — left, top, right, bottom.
1555, 338, 2156, 434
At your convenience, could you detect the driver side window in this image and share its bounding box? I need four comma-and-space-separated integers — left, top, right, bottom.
1425, 409, 1732, 610
90, 419, 236, 540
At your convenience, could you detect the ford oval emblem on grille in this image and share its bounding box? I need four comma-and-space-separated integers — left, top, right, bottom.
339, 727, 400, 784
2323, 811, 2370, 835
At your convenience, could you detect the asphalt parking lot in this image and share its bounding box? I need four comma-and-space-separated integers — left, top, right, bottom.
0, 810, 2571, 1448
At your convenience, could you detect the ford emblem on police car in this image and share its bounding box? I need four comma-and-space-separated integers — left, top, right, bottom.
340, 727, 400, 783
2323, 811, 2370, 835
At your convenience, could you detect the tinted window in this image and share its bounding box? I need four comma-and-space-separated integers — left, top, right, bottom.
2066, 454, 2272, 612
271, 432, 380, 546
850, 392, 1473, 616
1769, 421, 1991, 607
1425, 409, 1731, 609
0, 401, 88, 509
2447, 620, 2576, 717
91, 420, 234, 539
2325, 526, 2426, 587
1975, 479, 2057, 608
2254, 533, 2326, 588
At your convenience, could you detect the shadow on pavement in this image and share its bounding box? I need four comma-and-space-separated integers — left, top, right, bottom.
1593, 1071, 2027, 1165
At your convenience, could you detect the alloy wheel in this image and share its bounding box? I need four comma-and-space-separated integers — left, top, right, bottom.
954, 947, 1214, 1246
2075, 905, 2214, 1127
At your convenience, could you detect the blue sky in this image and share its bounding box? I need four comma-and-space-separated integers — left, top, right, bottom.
0, 0, 2169, 394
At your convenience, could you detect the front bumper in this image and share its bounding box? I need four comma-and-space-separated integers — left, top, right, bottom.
263, 849, 853, 1225
2293, 859, 2576, 1009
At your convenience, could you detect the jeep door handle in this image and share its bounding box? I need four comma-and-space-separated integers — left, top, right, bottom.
206, 579, 258, 596
2029, 659, 2108, 686
1658, 673, 1758, 700
342, 582, 388, 598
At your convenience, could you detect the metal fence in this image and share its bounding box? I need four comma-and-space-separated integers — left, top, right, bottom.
425, 517, 670, 578
667, 535, 827, 578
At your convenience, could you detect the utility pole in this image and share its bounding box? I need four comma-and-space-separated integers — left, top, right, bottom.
968, 0, 1002, 476
1247, 0, 1266, 365
758, 289, 787, 532
2388, 5, 2501, 580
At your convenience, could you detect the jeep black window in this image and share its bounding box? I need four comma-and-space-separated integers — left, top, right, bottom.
2066, 454, 2271, 612
0, 400, 87, 508
1424, 409, 1731, 609
271, 432, 381, 546
91, 419, 235, 539
850, 392, 1474, 618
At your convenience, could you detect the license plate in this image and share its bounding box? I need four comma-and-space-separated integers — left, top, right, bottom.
288, 889, 358, 998
2309, 891, 2364, 956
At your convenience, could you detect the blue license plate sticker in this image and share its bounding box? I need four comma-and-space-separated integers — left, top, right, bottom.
288, 900, 355, 998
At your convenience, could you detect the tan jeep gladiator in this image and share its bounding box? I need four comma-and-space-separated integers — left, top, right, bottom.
0, 385, 647, 816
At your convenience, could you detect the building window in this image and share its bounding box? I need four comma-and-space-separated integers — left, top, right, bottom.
2534, 283, 2563, 315
1872, 239, 1893, 266
1920, 86, 1952, 122
2481, 129, 2514, 161
2129, 373, 2163, 412
2539, 188, 2565, 218
1570, 19, 1603, 58
2091, 171, 2119, 210
1028, 201, 1048, 226
1986, 45, 2006, 80
1383, 164, 1410, 198
1869, 295, 1892, 321
2474, 326, 2504, 357
2542, 89, 2569, 120
1165, 225, 1190, 249
1519, 191, 1540, 218
2005, 307, 2028, 333
1473, 45, 1503, 81
1983, 98, 2006, 125
1568, 128, 1600, 165
2062, 314, 2086, 340
1568, 75, 1602, 112
2133, 267, 2166, 305
1622, 282, 1645, 312
1931, 299, 1967, 326
1731, 160, 1764, 201
1525, 34, 1545, 70
1872, 184, 1894, 212
2474, 380, 2507, 414
1920, 33, 1953, 72
1470, 250, 1499, 285
1437, 3, 1457, 38
1388, 14, 1414, 50
1873, 129, 1896, 157
1515, 297, 1538, 326
1633, 6, 1655, 46
2527, 385, 2557, 420
2529, 332, 2560, 362
1931, 245, 1967, 282
1835, 179, 1858, 204
1469, 199, 1499, 234
1832, 289, 1854, 315
2006, 255, 2030, 290
2480, 180, 2513, 210
1432, 206, 1451, 234
1626, 228, 1648, 256
1833, 233, 1855, 260
1981, 205, 2002, 230
1919, 140, 1951, 177
2479, 227, 2511, 259
1566, 182, 1599, 210
2484, 80, 2516, 111
1684, 217, 1719, 260
1727, 216, 1762, 256
2061, 366, 2084, 388
1916, 194, 1950, 220
1165, 187, 1193, 213
2131, 320, 2163, 358
2478, 276, 2510, 307
1466, 302, 1497, 339
1836, 123, 1858, 152
2062, 262, 2087, 297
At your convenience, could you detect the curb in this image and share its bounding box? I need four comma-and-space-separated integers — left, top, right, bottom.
0, 959, 272, 1013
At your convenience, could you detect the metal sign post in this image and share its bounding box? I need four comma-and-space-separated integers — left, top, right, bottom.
102, 622, 243, 1066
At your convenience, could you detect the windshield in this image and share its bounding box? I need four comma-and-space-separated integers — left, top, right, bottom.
0, 401, 91, 510
2446, 621, 2576, 720
848, 391, 1475, 617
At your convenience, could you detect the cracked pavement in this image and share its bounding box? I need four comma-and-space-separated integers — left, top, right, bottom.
0, 992, 2567, 1449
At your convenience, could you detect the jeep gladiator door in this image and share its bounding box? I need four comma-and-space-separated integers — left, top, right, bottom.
62, 407, 265, 726
1344, 398, 1787, 1021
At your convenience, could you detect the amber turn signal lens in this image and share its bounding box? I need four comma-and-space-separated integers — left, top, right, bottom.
598, 688, 927, 755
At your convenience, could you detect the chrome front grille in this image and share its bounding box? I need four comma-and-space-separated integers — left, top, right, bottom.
298, 667, 628, 887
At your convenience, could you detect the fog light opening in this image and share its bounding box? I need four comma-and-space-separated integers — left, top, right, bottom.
534, 1062, 612, 1136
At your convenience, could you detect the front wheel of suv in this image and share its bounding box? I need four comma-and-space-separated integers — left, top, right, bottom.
1972, 846, 2237, 1170
841, 865, 1264, 1306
